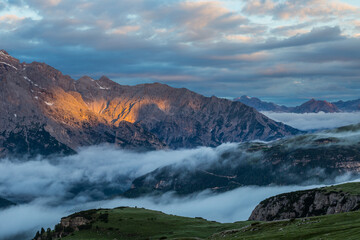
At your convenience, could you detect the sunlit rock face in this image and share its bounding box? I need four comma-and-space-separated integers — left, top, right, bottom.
0, 50, 300, 157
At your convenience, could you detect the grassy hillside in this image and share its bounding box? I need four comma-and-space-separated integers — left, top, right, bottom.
35, 207, 360, 240
35, 182, 360, 240
211, 210, 360, 240
321, 182, 360, 195
38, 207, 251, 240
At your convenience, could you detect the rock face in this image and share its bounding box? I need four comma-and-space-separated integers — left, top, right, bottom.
0, 50, 300, 157
249, 183, 360, 221
33, 209, 97, 240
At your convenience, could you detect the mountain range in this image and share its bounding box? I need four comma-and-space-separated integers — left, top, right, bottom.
234, 95, 360, 113
0, 50, 299, 158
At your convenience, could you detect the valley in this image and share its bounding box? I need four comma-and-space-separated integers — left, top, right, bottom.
2, 0, 360, 239
33, 183, 360, 240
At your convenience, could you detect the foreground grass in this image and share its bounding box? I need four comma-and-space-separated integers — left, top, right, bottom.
212, 210, 360, 240
59, 207, 360, 240
48, 182, 360, 239
62, 207, 251, 240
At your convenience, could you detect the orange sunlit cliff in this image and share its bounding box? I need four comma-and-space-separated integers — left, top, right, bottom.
0, 50, 300, 156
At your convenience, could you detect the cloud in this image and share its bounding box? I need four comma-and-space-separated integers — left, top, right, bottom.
242, 0, 359, 20
263, 26, 344, 49
0, 181, 325, 239
0, 201, 66, 240
1, 136, 360, 239
0, 0, 359, 103
32, 0, 62, 7
262, 111, 360, 130
101, 185, 323, 223
225, 34, 253, 42
242, 0, 276, 15
0, 145, 234, 201
107, 25, 141, 35
271, 22, 313, 37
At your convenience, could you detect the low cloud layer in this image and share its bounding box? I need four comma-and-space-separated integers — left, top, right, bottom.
262, 111, 360, 130
0, 144, 239, 202
0, 182, 323, 240
0, 141, 358, 239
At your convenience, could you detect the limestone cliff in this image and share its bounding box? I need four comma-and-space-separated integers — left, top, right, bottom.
249, 183, 360, 221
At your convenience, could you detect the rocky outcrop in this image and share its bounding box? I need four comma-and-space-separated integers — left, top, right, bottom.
0, 50, 300, 157
249, 186, 360, 221
33, 209, 97, 240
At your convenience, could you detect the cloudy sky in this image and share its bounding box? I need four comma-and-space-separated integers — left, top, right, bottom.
1, 0, 359, 105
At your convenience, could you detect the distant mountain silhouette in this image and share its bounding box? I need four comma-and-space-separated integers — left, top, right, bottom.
235, 95, 358, 113
293, 99, 339, 113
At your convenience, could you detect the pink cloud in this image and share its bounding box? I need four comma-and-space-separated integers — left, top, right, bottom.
243, 0, 359, 20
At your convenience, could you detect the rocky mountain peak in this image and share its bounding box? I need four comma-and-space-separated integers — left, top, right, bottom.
0, 50, 19, 62
0, 49, 9, 55
78, 75, 95, 82
99, 75, 112, 82
0, 50, 21, 70
235, 95, 347, 113
294, 98, 340, 113
333, 98, 360, 111
234, 95, 289, 112
0, 51, 301, 157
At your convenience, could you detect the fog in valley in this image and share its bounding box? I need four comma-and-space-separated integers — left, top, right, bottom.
262, 111, 360, 131
1, 140, 359, 239
1, 113, 360, 239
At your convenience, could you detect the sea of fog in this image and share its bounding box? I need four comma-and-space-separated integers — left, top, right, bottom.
261, 111, 360, 131
1, 111, 360, 240
0, 144, 357, 240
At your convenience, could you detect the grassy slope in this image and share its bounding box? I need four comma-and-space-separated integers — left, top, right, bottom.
212, 210, 360, 240
60, 208, 360, 240
62, 207, 251, 240
321, 182, 360, 195
54, 182, 360, 240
